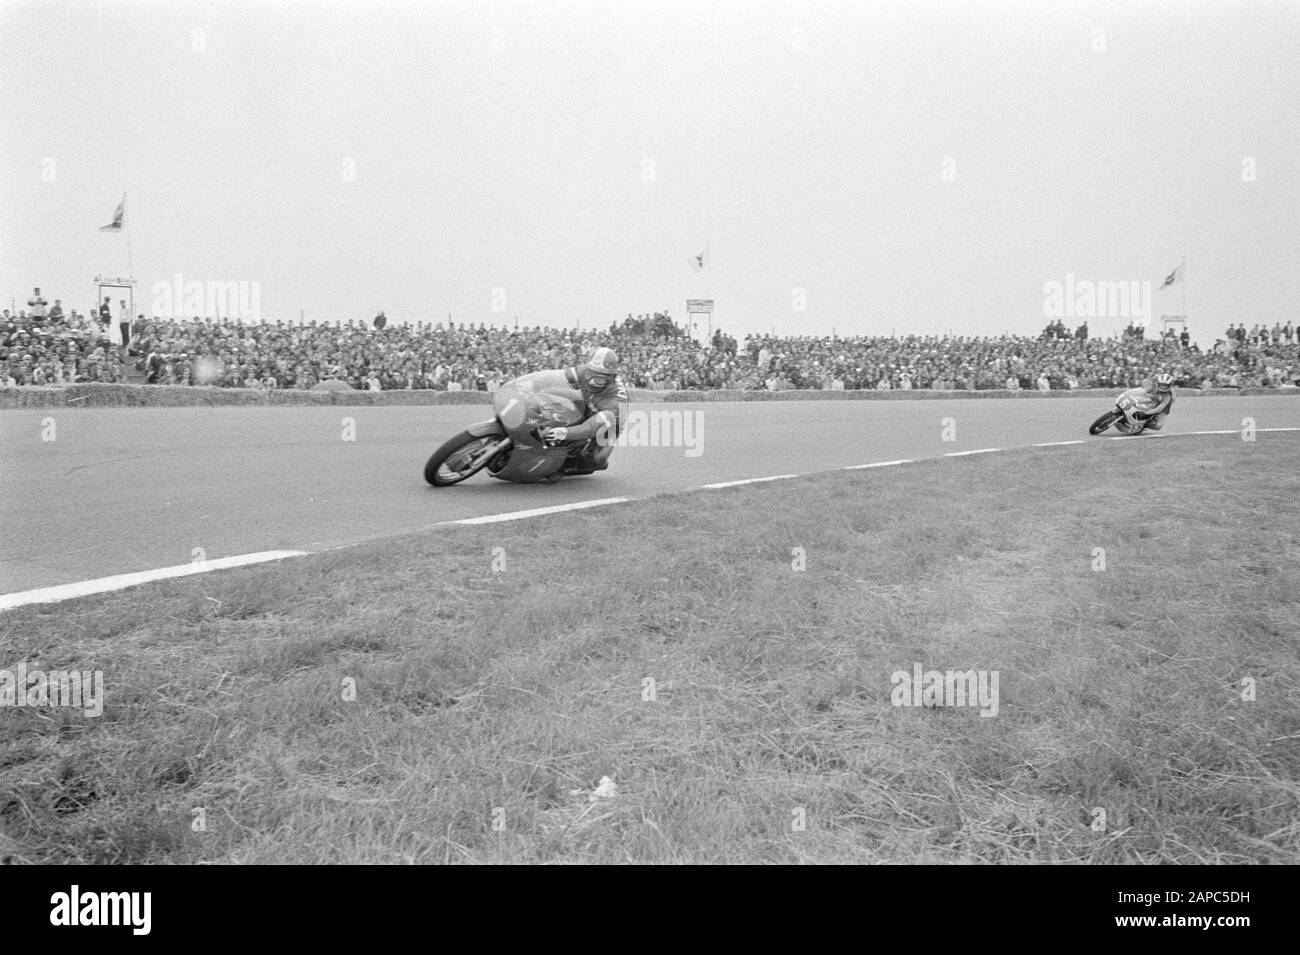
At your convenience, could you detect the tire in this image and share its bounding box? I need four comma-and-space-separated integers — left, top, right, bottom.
1088, 409, 1123, 435
424, 427, 507, 487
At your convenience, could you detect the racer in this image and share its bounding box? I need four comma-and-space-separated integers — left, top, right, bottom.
501, 346, 627, 476
1116, 372, 1175, 433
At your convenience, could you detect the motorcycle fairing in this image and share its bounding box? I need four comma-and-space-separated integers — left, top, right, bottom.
1113, 415, 1148, 435
488, 445, 573, 482
493, 379, 587, 442
466, 418, 507, 439
486, 380, 590, 482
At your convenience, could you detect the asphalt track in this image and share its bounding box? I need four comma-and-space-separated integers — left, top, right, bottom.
1, 396, 1295, 599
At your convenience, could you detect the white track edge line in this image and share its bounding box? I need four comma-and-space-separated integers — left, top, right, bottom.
452, 497, 629, 525
843, 459, 914, 469
697, 474, 799, 489
0, 550, 308, 612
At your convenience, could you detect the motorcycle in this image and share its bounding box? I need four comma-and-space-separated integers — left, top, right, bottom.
424, 380, 599, 486
1088, 391, 1155, 436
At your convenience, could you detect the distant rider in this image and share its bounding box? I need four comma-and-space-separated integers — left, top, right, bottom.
505, 346, 627, 475
1117, 372, 1175, 433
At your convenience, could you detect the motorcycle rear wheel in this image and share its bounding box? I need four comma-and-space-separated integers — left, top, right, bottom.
1088, 409, 1124, 436
424, 428, 507, 486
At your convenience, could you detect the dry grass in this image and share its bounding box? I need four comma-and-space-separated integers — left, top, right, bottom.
1, 435, 1297, 864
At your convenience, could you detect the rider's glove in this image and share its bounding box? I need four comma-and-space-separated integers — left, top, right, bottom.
540, 426, 568, 446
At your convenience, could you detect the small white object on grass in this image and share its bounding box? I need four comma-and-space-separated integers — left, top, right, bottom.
590, 776, 618, 801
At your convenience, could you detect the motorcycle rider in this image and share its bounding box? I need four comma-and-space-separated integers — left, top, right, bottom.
506, 346, 627, 476
1117, 372, 1175, 433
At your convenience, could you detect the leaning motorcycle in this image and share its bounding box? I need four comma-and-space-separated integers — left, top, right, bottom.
424, 381, 595, 486
1088, 392, 1153, 436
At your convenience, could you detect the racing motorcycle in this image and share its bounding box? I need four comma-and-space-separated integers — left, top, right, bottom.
424, 380, 598, 486
1088, 391, 1156, 436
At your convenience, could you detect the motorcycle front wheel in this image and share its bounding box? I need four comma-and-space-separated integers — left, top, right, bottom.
424, 428, 508, 486
1088, 409, 1124, 436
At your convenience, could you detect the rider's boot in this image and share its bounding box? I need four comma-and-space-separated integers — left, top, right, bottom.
563, 440, 610, 476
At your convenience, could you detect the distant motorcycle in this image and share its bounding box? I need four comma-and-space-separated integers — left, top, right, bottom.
1088, 391, 1155, 436
424, 381, 597, 486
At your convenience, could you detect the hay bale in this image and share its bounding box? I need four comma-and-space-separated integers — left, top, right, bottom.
311, 379, 355, 392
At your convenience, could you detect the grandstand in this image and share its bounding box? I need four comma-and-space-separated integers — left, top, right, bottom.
2, 300, 1298, 392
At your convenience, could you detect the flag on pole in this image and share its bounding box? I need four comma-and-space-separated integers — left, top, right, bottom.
687, 245, 709, 273
1160, 264, 1182, 289
100, 195, 125, 233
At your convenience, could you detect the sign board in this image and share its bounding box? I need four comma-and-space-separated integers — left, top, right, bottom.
94, 276, 136, 345
1159, 314, 1188, 338
686, 300, 714, 348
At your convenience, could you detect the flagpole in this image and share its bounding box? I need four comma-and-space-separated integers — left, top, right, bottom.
1181, 255, 1187, 325
121, 192, 130, 274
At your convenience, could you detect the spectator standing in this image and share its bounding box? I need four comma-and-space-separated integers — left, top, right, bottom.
373, 310, 387, 330
118, 300, 131, 350
27, 288, 47, 323
98, 297, 112, 332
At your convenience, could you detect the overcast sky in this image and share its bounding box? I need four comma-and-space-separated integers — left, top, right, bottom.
2, 0, 1297, 344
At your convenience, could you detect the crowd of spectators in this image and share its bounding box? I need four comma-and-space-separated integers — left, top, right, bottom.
2, 289, 1297, 391
741, 325, 1298, 391
1, 290, 129, 385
